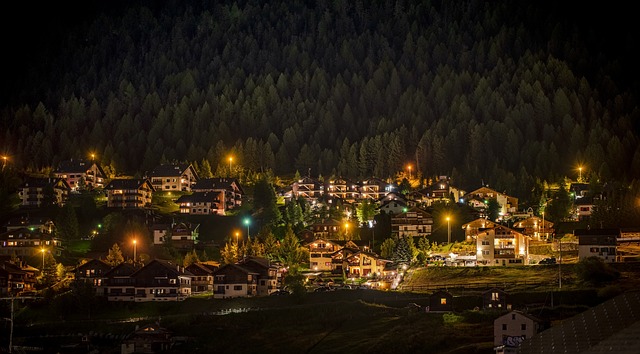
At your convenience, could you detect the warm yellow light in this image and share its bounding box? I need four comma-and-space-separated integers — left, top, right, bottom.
133, 239, 137, 244
446, 216, 450, 222
229, 157, 233, 162
41, 248, 45, 254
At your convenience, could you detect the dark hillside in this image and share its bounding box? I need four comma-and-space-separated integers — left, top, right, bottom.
1, 0, 638, 197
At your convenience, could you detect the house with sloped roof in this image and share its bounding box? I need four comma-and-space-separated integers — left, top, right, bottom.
290, 176, 325, 202
101, 262, 137, 301
150, 221, 199, 250
104, 178, 154, 209
0, 227, 63, 259
517, 291, 640, 354
192, 177, 244, 210
462, 218, 502, 242
18, 176, 71, 207
129, 259, 192, 302
54, 159, 107, 190
391, 207, 433, 238
186, 262, 219, 293
147, 163, 198, 192
476, 225, 530, 266
74, 258, 112, 294
512, 216, 554, 241
0, 260, 38, 296
463, 186, 518, 217
237, 256, 282, 296
575, 228, 619, 263
175, 191, 224, 215
493, 310, 545, 352
213, 263, 259, 299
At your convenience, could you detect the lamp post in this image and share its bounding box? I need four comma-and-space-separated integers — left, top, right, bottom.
446, 216, 451, 244
407, 164, 412, 179
579, 166, 583, 182
133, 239, 137, 262
244, 218, 250, 240
228, 156, 233, 176
345, 222, 349, 239
2, 155, 7, 169
541, 211, 545, 240
41, 248, 45, 271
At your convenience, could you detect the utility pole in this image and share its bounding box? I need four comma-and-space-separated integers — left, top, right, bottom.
558, 237, 562, 289
2, 295, 40, 353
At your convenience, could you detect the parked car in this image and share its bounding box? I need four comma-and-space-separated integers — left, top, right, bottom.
313, 286, 333, 292
270, 289, 291, 296
539, 257, 557, 265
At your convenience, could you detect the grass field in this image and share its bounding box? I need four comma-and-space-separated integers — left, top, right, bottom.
6, 263, 639, 353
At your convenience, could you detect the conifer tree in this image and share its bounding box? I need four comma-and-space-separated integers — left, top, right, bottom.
105, 243, 124, 267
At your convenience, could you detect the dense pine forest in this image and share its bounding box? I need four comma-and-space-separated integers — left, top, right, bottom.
1, 0, 639, 199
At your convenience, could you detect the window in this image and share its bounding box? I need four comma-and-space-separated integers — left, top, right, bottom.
440, 298, 447, 305
512, 314, 516, 320
521, 324, 527, 330
491, 292, 499, 301
482, 250, 490, 255
482, 240, 490, 245
590, 247, 599, 252
233, 285, 242, 290
502, 324, 507, 330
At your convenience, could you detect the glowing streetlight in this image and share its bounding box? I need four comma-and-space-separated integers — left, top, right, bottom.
446, 216, 451, 244
41, 248, 45, 270
235, 231, 240, 244
542, 211, 545, 240
244, 217, 251, 239
133, 239, 137, 262
578, 166, 583, 182
228, 156, 233, 176
344, 222, 350, 237
1, 155, 7, 169
407, 164, 412, 179
90, 152, 96, 162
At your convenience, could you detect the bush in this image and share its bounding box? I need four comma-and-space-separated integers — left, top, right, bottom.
576, 257, 620, 285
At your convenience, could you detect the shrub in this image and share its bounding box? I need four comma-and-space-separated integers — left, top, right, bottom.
575, 256, 620, 285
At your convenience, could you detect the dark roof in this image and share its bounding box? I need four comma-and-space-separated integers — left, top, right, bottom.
175, 191, 222, 203
518, 291, 640, 354
103, 262, 137, 277
56, 159, 95, 173
19, 176, 68, 189
105, 178, 152, 190
148, 163, 192, 177
192, 178, 243, 192
574, 228, 620, 236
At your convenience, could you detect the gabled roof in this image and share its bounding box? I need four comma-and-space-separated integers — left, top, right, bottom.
518, 291, 640, 354
75, 258, 112, 272
105, 178, 154, 191
103, 262, 137, 277
461, 218, 501, 229
192, 178, 244, 193
55, 159, 100, 174
175, 191, 222, 203
148, 163, 194, 177
391, 206, 433, 218
496, 310, 542, 323
186, 262, 219, 276
131, 259, 193, 282
19, 176, 70, 189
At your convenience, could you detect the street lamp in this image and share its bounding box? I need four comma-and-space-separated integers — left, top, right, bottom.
541, 211, 545, 240
345, 222, 350, 238
446, 216, 451, 244
407, 164, 412, 179
578, 166, 583, 182
1, 155, 7, 169
133, 239, 137, 262
41, 248, 45, 270
228, 156, 233, 176
244, 218, 250, 239
235, 231, 240, 244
